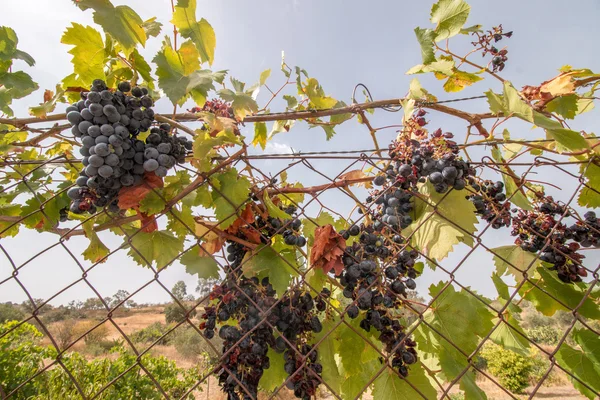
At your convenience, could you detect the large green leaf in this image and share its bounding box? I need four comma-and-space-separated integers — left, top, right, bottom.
546, 94, 579, 119
180, 245, 220, 279
210, 168, 251, 229
430, 0, 471, 41
127, 230, 184, 269
242, 243, 298, 296
75, 0, 146, 53
414, 27, 436, 64
153, 39, 198, 105
404, 183, 478, 261
491, 245, 541, 283
572, 328, 600, 366
0, 26, 35, 67
485, 81, 534, 122
61, 23, 106, 84
172, 0, 216, 65
489, 312, 530, 357
371, 363, 437, 400
312, 318, 343, 394
578, 162, 600, 208
260, 348, 288, 392
555, 343, 600, 399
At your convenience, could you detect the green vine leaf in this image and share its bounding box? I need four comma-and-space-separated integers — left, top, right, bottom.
372, 363, 437, 400
520, 267, 600, 319
491, 245, 541, 283
210, 168, 251, 230
126, 230, 184, 270
262, 191, 291, 220
141, 17, 162, 38
406, 59, 455, 76
404, 182, 478, 261
489, 312, 530, 357
61, 23, 106, 85
572, 328, 600, 366
578, 162, 600, 208
555, 343, 600, 399
304, 78, 337, 109
414, 27, 436, 64
260, 348, 287, 392
139, 189, 166, 215
218, 88, 259, 120
442, 69, 482, 92
485, 81, 534, 122
180, 245, 220, 279
252, 121, 267, 149
0, 26, 35, 67
430, 0, 471, 41
311, 318, 343, 394
546, 94, 579, 119
74, 0, 146, 54
242, 242, 298, 296
82, 221, 110, 264
0, 197, 21, 238
172, 0, 216, 65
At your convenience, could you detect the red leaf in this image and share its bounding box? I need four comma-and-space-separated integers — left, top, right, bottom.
310, 224, 346, 276
118, 172, 164, 210
137, 208, 158, 233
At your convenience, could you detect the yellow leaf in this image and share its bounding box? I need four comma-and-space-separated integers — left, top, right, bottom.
338, 169, 373, 189
540, 74, 575, 96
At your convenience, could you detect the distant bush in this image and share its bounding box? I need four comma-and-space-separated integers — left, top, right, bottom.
73, 321, 109, 345
172, 326, 208, 360
51, 319, 77, 350
0, 302, 25, 323
480, 344, 533, 393
164, 303, 196, 324
130, 322, 173, 345
526, 326, 561, 346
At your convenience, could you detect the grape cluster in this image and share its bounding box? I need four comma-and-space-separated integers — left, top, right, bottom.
385, 123, 474, 195
511, 201, 599, 283
189, 98, 234, 118
334, 224, 419, 377
471, 25, 513, 72
467, 179, 512, 229
64, 80, 192, 215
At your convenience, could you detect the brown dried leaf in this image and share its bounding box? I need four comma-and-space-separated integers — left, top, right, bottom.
310, 224, 346, 275
118, 172, 164, 210
540, 73, 575, 96
43, 89, 54, 103
338, 169, 373, 189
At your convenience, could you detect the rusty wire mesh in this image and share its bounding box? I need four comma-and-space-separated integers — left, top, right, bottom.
1, 128, 600, 400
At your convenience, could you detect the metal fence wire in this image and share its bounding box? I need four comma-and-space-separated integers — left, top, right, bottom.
1, 114, 600, 400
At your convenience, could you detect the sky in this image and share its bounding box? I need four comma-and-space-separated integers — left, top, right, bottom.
1, 0, 600, 306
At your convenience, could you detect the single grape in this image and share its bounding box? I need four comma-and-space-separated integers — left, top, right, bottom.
120, 173, 134, 186
88, 155, 104, 167
118, 81, 132, 92
81, 136, 95, 147
100, 90, 113, 101
144, 147, 159, 160
81, 108, 94, 121
429, 171, 443, 184
100, 124, 115, 137
95, 135, 108, 144
103, 104, 118, 117
67, 111, 83, 126
374, 175, 386, 186
105, 153, 120, 167
89, 103, 103, 117
98, 165, 114, 178
108, 134, 123, 147
155, 166, 168, 177
131, 87, 143, 97
141, 96, 153, 108
78, 121, 93, 135
95, 143, 110, 157
87, 125, 101, 138
71, 125, 82, 137
143, 159, 159, 172
79, 146, 90, 157
67, 187, 81, 200
157, 142, 172, 154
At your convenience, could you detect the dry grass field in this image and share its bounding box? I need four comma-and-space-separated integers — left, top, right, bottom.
35, 306, 589, 400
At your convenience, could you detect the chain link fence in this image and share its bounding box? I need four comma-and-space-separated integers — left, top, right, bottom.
1, 136, 599, 400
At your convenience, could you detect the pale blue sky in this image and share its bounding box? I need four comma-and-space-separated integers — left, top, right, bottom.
1, 0, 599, 305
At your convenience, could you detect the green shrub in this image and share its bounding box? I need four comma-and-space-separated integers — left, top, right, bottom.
526, 326, 561, 346
480, 344, 533, 394
130, 322, 172, 345
0, 321, 47, 399
164, 303, 196, 324
0, 302, 25, 323
0, 321, 198, 399
173, 326, 208, 360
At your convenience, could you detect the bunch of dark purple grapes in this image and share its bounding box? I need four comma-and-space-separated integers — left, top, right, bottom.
64, 79, 193, 215
334, 224, 419, 377
512, 201, 598, 283
200, 224, 325, 399
467, 179, 512, 229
